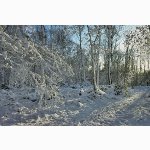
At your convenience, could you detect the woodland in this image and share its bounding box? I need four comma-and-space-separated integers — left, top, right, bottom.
0, 25, 150, 125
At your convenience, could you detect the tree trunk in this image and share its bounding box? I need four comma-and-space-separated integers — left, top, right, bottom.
148, 54, 150, 70
108, 54, 111, 85
97, 60, 100, 86
87, 25, 98, 92
78, 26, 85, 84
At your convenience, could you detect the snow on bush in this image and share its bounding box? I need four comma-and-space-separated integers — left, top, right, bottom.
0, 28, 74, 107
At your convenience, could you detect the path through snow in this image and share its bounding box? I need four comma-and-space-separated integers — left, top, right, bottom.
0, 85, 150, 125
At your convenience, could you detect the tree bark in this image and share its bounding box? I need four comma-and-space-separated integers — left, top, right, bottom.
87, 25, 98, 92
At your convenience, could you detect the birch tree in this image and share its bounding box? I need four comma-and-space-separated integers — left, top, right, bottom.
87, 25, 104, 92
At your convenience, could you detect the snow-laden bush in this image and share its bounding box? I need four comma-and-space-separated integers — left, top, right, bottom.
0, 29, 74, 107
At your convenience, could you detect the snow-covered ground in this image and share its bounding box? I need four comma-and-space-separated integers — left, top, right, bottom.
0, 85, 150, 126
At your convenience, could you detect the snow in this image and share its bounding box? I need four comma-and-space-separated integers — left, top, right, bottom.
0, 29, 74, 109
0, 85, 150, 126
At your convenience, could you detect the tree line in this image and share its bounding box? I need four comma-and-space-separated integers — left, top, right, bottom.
1, 25, 150, 95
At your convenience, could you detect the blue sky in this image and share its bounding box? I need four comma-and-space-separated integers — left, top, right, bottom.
71, 25, 137, 52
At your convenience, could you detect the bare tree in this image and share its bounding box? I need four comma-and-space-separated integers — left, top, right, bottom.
104, 25, 120, 85
87, 25, 103, 92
